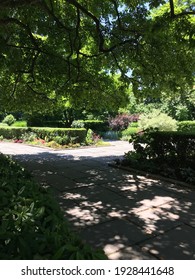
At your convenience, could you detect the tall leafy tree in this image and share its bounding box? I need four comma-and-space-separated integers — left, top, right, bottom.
0, 0, 194, 112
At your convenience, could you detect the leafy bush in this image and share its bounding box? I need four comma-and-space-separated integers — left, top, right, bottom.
0, 154, 107, 260
42, 121, 66, 128
121, 126, 139, 140
139, 110, 177, 131
72, 120, 108, 132
129, 130, 195, 162
31, 128, 86, 144
71, 120, 85, 128
83, 120, 109, 132
122, 130, 195, 184
2, 114, 16, 126
178, 121, 195, 132
45, 140, 61, 148
175, 104, 190, 121
109, 114, 139, 131
129, 122, 139, 128
12, 121, 27, 127
53, 135, 69, 145
86, 129, 101, 144
0, 127, 28, 139
21, 132, 37, 142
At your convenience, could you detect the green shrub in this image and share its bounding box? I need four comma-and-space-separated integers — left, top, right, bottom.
53, 135, 69, 145
0, 123, 8, 127
21, 132, 37, 142
31, 128, 86, 144
26, 115, 67, 128
0, 154, 107, 260
121, 126, 139, 139
129, 122, 139, 128
12, 121, 27, 127
42, 121, 66, 128
71, 120, 85, 128
178, 121, 195, 132
83, 120, 109, 132
129, 130, 195, 163
139, 110, 177, 131
86, 129, 94, 144
0, 127, 87, 144
0, 127, 29, 139
2, 114, 16, 126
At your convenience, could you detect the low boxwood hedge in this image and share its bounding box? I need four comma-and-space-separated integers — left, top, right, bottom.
0, 153, 107, 260
0, 127, 87, 144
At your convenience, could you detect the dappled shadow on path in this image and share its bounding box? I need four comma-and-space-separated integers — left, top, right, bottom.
13, 150, 195, 260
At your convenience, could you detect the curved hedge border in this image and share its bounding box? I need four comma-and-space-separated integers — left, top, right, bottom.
0, 154, 106, 260
0, 127, 87, 144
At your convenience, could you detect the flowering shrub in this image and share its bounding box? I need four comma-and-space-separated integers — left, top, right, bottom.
109, 114, 139, 131
139, 110, 177, 131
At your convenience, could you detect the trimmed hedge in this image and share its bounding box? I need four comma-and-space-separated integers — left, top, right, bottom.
83, 120, 109, 132
0, 127, 87, 144
148, 131, 195, 162
130, 130, 195, 163
72, 120, 109, 132
31, 127, 86, 143
0, 153, 107, 259
0, 127, 28, 139
124, 130, 195, 184
177, 121, 195, 132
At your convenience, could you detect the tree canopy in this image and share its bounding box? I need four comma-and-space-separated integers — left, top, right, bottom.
0, 0, 194, 112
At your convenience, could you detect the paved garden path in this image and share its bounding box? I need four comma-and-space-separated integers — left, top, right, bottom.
0, 141, 195, 259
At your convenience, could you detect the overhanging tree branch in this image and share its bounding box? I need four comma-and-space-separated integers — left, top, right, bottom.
169, 0, 195, 18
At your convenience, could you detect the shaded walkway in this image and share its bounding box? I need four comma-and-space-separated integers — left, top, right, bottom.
0, 141, 195, 259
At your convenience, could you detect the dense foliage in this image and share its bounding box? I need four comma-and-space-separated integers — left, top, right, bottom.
71, 120, 109, 132
0, 0, 194, 113
138, 110, 178, 131
2, 114, 16, 126
0, 154, 107, 259
122, 130, 195, 184
178, 121, 195, 132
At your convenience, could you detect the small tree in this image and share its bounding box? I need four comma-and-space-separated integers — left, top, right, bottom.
2, 114, 16, 126
109, 114, 139, 131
